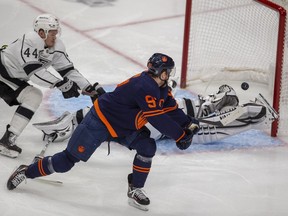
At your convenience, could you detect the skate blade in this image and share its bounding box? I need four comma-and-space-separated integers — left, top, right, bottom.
0, 146, 19, 158
128, 198, 149, 211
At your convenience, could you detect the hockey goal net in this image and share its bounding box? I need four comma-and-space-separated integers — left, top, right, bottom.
180, 0, 288, 137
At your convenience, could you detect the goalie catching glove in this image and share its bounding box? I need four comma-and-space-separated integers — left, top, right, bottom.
55, 77, 80, 99
176, 117, 200, 150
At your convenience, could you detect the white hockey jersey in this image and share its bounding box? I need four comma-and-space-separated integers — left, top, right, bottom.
0, 31, 90, 90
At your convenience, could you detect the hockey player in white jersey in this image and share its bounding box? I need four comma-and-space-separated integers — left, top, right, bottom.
0, 14, 102, 158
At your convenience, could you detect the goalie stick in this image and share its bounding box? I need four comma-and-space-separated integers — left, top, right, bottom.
257, 93, 278, 120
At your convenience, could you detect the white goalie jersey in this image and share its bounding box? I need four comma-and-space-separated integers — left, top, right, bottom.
0, 31, 90, 90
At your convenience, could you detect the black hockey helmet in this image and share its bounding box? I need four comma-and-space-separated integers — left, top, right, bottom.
147, 53, 175, 77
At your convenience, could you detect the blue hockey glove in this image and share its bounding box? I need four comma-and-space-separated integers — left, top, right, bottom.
176, 129, 194, 150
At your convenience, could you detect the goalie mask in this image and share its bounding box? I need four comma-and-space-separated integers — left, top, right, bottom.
147, 53, 176, 78
33, 14, 61, 37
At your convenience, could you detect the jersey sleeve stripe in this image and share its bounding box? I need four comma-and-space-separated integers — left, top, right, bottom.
51, 50, 71, 62
144, 112, 164, 118
136, 104, 179, 128
23, 63, 43, 76
135, 112, 146, 129
20, 34, 26, 63
162, 104, 178, 112
57, 66, 74, 77
33, 73, 55, 85
142, 105, 178, 118
142, 109, 164, 116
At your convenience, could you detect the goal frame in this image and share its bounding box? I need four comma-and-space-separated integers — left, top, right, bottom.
180, 0, 287, 137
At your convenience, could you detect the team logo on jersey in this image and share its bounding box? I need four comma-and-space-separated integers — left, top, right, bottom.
162, 56, 167, 62
39, 50, 52, 65
39, 58, 51, 64
78, 145, 85, 153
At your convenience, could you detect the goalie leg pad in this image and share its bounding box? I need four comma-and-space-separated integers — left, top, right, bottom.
33, 111, 74, 142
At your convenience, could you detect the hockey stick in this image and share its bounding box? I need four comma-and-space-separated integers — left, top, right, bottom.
81, 82, 106, 103
196, 95, 205, 118
32, 134, 56, 163
32, 134, 63, 185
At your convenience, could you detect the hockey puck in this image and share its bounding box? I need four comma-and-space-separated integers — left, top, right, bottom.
241, 82, 249, 90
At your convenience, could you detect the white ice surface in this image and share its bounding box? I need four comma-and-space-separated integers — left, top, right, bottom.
1, 0, 288, 216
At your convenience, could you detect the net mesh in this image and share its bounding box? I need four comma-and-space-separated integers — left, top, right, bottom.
184, 0, 288, 136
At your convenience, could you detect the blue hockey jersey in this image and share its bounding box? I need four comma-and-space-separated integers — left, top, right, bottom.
94, 72, 191, 141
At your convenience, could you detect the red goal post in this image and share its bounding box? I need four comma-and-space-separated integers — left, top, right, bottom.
180, 0, 287, 137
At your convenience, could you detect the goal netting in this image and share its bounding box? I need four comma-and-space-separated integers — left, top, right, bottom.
180, 0, 288, 137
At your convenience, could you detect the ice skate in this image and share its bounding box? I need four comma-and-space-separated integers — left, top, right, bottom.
0, 126, 22, 158
7, 165, 28, 190
127, 173, 150, 211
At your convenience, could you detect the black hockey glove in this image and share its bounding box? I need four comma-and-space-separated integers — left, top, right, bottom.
82, 82, 106, 103
176, 129, 194, 150
176, 117, 199, 150
55, 77, 80, 99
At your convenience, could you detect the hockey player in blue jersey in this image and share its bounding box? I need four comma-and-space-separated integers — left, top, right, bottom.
6, 53, 200, 211
32, 83, 278, 145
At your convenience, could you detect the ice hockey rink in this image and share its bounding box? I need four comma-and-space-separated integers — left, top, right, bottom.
1, 0, 288, 215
